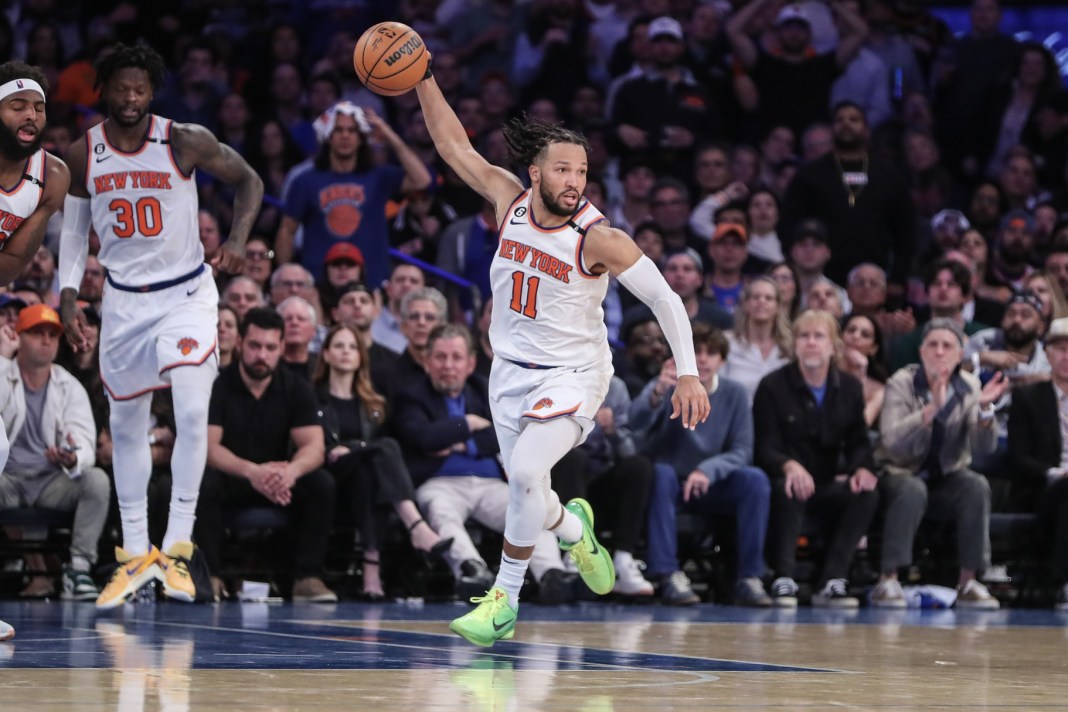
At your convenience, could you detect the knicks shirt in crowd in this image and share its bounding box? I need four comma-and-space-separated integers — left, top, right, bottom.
283, 163, 405, 288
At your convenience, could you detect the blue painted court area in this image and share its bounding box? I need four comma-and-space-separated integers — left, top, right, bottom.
0, 600, 839, 673
0, 600, 1064, 674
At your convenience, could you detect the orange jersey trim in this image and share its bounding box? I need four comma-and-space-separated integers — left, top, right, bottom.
521, 403, 582, 420
102, 378, 171, 402
529, 201, 593, 234
165, 119, 192, 180
159, 340, 218, 375
0, 156, 30, 196
102, 115, 156, 157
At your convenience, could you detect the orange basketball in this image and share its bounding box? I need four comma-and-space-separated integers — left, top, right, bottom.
353, 22, 429, 97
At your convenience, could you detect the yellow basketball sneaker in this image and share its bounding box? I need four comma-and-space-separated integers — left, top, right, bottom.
159, 542, 197, 602
96, 546, 162, 610
449, 587, 517, 647
559, 498, 616, 595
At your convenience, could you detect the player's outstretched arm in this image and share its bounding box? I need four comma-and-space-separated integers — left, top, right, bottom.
0, 153, 69, 284
414, 73, 520, 209
585, 225, 710, 429
173, 123, 264, 274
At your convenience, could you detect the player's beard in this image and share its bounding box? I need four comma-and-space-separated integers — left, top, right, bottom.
539, 183, 578, 218
110, 104, 147, 128
0, 121, 42, 161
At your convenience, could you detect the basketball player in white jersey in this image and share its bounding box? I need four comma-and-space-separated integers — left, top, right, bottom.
57, 44, 264, 609
415, 65, 710, 647
0, 60, 70, 642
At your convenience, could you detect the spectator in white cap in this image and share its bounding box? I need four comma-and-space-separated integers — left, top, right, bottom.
608, 16, 721, 181
725, 0, 869, 138
274, 101, 431, 291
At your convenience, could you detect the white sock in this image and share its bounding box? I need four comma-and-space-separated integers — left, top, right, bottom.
109, 395, 154, 556
552, 505, 583, 544
494, 554, 528, 608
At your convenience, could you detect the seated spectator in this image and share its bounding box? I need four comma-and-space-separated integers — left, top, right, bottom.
394, 324, 576, 603
959, 227, 1012, 305
632, 325, 772, 606
838, 313, 888, 428
1008, 318, 1068, 609
0, 294, 27, 330
221, 276, 267, 322
765, 262, 801, 321
744, 189, 784, 275
892, 259, 992, 370
721, 276, 792, 403
560, 375, 657, 597
241, 238, 275, 292
614, 314, 669, 399
874, 319, 1008, 610
78, 255, 104, 317
384, 287, 447, 395
990, 209, 1037, 292
942, 249, 1007, 328
196, 308, 337, 602
315, 324, 450, 600
371, 263, 425, 355
806, 276, 846, 319
269, 263, 320, 317
1044, 246, 1068, 297
846, 263, 916, 347
330, 282, 392, 392
318, 243, 364, 318
217, 305, 239, 369
706, 224, 749, 313
276, 296, 319, 381
754, 310, 879, 608
0, 305, 109, 601
788, 218, 838, 304
1023, 270, 1068, 325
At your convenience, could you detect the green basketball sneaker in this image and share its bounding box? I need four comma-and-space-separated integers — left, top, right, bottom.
449, 587, 518, 647
559, 498, 616, 595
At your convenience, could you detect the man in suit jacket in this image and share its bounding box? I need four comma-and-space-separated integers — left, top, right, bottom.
393, 324, 574, 602
1008, 317, 1068, 610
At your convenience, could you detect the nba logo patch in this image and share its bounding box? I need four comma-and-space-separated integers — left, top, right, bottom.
532, 397, 554, 411
177, 337, 199, 356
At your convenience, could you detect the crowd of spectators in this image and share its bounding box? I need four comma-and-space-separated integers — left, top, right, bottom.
2, 0, 1068, 609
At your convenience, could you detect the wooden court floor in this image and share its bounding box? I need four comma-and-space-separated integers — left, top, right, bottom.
0, 600, 1066, 710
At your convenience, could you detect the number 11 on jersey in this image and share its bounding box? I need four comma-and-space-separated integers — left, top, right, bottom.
509, 271, 540, 319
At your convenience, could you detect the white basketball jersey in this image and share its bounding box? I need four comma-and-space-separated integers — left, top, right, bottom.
85, 115, 202, 286
489, 190, 610, 368
0, 149, 46, 253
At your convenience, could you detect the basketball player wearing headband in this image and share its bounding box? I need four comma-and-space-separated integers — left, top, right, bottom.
0, 60, 71, 642
57, 44, 263, 609
414, 62, 710, 647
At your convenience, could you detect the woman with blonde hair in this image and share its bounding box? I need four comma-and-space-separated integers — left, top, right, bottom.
721, 276, 792, 403
1023, 270, 1068, 324
315, 324, 451, 600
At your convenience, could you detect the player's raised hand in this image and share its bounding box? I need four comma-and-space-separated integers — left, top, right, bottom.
59, 299, 91, 353
212, 240, 245, 274
670, 374, 710, 430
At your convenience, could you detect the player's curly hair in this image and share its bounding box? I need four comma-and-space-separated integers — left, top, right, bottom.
94, 43, 167, 91
501, 113, 589, 167
0, 61, 49, 94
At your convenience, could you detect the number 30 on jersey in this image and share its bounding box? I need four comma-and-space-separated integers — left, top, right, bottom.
109, 196, 163, 238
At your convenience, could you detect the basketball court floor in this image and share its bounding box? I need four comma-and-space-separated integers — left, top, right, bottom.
1, 600, 1067, 710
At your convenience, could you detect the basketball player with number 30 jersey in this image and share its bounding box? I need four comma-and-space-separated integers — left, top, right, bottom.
57, 45, 263, 610
415, 61, 710, 647
0, 60, 72, 642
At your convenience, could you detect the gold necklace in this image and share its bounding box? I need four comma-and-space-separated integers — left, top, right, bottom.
835, 153, 869, 208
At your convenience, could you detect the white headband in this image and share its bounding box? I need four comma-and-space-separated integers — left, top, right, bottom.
0, 78, 45, 103
314, 101, 371, 144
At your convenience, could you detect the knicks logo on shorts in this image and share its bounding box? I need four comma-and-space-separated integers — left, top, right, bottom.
177, 337, 199, 356
532, 397, 554, 411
